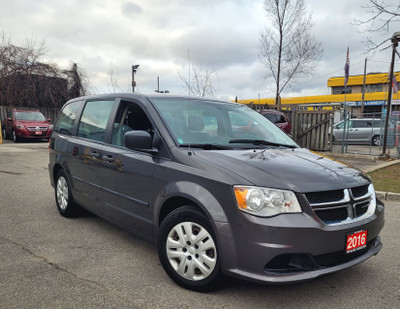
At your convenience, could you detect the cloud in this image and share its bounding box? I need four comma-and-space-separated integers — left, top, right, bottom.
0, 0, 397, 100
121, 2, 142, 16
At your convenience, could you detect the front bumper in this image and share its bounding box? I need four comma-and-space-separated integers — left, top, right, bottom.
16, 129, 52, 139
215, 200, 384, 284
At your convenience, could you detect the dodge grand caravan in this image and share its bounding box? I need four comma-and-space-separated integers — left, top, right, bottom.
48, 93, 384, 291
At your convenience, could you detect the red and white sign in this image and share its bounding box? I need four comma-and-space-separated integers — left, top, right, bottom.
346, 230, 367, 254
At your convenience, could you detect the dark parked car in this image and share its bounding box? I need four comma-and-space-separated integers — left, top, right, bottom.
2, 108, 53, 142
259, 109, 292, 134
49, 94, 384, 291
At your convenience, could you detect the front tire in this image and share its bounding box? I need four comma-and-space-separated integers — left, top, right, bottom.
55, 170, 79, 217
12, 130, 18, 143
157, 206, 221, 292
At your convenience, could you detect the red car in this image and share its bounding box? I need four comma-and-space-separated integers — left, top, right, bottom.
259, 110, 292, 134
2, 108, 53, 142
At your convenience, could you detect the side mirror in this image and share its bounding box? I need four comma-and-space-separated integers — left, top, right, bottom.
47, 118, 52, 123
124, 130, 157, 153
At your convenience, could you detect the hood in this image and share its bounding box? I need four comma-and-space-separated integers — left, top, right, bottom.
17, 120, 50, 127
193, 147, 370, 193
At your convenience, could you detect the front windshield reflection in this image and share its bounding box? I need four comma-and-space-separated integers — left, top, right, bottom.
150, 98, 297, 148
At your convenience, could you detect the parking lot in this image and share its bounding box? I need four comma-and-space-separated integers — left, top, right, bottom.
0, 140, 399, 308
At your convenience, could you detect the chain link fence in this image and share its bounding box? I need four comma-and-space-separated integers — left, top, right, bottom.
329, 110, 400, 158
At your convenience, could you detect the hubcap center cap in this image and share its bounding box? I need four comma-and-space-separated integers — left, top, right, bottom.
188, 247, 196, 254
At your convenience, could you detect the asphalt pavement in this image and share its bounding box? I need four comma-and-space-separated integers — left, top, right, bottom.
0, 140, 399, 308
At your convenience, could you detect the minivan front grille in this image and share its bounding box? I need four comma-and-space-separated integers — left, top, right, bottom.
313, 206, 349, 223
351, 185, 369, 199
304, 190, 344, 204
305, 185, 373, 225
355, 201, 369, 217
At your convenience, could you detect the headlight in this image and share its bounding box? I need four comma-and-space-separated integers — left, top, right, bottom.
16, 123, 25, 130
234, 186, 302, 217
48, 125, 54, 130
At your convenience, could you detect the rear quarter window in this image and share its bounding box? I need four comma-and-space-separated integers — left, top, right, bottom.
78, 100, 114, 142
54, 101, 84, 135
263, 113, 276, 123
352, 121, 368, 128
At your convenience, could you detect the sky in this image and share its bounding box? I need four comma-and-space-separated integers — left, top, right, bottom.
0, 0, 398, 101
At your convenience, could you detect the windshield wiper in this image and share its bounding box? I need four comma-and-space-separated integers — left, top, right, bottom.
179, 143, 233, 150
229, 139, 297, 148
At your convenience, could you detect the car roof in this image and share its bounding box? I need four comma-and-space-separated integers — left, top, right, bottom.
66, 93, 241, 107
13, 108, 41, 112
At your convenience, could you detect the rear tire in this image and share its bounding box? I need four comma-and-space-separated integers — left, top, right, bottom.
372, 135, 380, 146
55, 170, 79, 217
157, 206, 221, 292
2, 127, 7, 139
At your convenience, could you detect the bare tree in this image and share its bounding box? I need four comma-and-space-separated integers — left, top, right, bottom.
107, 62, 121, 93
63, 62, 91, 97
179, 63, 219, 97
355, 0, 400, 52
0, 33, 91, 113
259, 0, 323, 106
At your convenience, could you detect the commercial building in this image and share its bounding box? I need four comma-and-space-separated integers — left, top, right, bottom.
239, 72, 400, 116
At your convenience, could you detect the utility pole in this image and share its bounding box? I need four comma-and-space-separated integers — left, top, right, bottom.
132, 65, 139, 92
361, 58, 367, 117
155, 76, 169, 93
381, 32, 400, 157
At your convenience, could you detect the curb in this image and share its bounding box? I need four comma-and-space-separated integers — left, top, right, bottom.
325, 152, 378, 162
376, 191, 400, 201
363, 159, 400, 173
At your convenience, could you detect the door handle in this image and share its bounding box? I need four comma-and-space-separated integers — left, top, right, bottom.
89, 151, 100, 158
102, 155, 114, 162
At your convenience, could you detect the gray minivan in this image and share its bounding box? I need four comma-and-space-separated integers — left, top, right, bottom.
49, 93, 384, 291
332, 118, 394, 146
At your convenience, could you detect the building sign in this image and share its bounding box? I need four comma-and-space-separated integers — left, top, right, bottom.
345, 100, 386, 106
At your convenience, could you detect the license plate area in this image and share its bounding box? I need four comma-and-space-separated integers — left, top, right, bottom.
346, 230, 367, 254
35, 131, 42, 135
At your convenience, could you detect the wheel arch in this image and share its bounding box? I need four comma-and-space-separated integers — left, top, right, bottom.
52, 163, 64, 184
154, 181, 230, 230
51, 161, 74, 193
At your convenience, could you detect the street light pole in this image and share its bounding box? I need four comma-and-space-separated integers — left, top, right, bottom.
381, 32, 400, 157
132, 65, 139, 92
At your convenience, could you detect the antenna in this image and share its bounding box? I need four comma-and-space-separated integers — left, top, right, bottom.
188, 49, 192, 156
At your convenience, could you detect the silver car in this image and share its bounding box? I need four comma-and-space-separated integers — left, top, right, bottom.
332, 118, 387, 146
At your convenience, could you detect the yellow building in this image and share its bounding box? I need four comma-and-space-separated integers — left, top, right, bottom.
239, 72, 400, 115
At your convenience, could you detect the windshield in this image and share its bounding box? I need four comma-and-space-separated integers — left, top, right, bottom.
150, 98, 297, 148
15, 111, 46, 121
